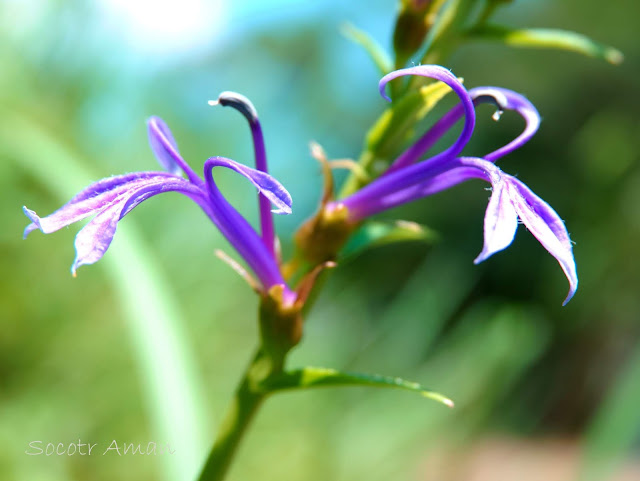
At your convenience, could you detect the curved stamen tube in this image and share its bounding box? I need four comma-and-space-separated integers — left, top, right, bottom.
203, 157, 295, 302
477, 88, 540, 162
213, 92, 277, 256
337, 67, 476, 220
340, 155, 478, 220
386, 87, 539, 173
379, 66, 476, 173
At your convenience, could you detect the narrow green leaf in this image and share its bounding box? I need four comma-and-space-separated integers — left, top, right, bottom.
477, 0, 515, 25
341, 23, 393, 76
341, 220, 439, 259
265, 366, 454, 408
418, 0, 475, 64
580, 343, 640, 481
467, 24, 623, 65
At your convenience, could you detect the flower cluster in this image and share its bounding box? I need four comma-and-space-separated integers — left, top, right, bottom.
23, 65, 577, 305
23, 108, 297, 306
328, 65, 577, 304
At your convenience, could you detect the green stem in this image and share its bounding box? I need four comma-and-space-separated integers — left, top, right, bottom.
197, 350, 279, 481
338, 150, 376, 198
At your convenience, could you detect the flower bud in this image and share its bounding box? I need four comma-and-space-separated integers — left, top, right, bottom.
294, 203, 354, 265
393, 0, 434, 68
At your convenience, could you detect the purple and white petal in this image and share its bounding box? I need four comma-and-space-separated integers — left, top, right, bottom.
147, 117, 203, 185
506, 176, 578, 305
147, 116, 183, 175
71, 195, 128, 274
23, 173, 177, 238
71, 178, 206, 274
474, 179, 519, 264
204, 156, 292, 215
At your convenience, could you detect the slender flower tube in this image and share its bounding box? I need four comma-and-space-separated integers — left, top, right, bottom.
328, 65, 577, 304
211, 92, 277, 257
23, 116, 296, 303
385, 85, 540, 173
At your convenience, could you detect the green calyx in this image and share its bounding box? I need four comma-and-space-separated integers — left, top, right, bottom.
294, 203, 355, 265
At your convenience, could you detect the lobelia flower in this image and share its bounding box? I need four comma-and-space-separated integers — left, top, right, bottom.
23, 114, 297, 305
210, 91, 278, 258
329, 65, 577, 304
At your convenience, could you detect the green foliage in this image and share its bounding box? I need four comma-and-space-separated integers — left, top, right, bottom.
266, 366, 454, 407
341, 219, 439, 260
467, 24, 624, 64
581, 345, 640, 481
1, 0, 636, 480
341, 23, 392, 76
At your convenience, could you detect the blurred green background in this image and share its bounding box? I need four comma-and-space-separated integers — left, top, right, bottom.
1, 0, 638, 480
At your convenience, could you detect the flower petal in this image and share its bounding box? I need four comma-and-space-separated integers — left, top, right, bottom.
147, 116, 203, 185
71, 178, 206, 274
147, 116, 182, 175
72, 196, 126, 274
506, 176, 578, 305
468, 87, 541, 162
204, 156, 292, 215
23, 172, 177, 238
474, 179, 519, 264
202, 156, 291, 291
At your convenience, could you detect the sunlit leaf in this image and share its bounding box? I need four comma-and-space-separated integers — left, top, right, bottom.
341, 22, 393, 76
265, 366, 454, 407
341, 220, 439, 259
467, 24, 623, 65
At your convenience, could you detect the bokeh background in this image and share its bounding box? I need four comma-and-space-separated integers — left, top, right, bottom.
1, 0, 638, 480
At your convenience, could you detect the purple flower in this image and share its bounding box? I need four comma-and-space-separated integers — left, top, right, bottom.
330, 65, 577, 304
23, 116, 296, 304
210, 91, 277, 257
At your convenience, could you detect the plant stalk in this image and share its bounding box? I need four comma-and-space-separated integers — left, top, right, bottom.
196, 350, 277, 481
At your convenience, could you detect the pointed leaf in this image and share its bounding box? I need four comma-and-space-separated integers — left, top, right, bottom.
341, 219, 439, 259
265, 366, 454, 407
467, 24, 623, 65
341, 23, 393, 76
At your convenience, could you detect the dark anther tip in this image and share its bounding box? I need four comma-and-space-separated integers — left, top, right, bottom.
471, 88, 509, 113
214, 91, 259, 124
